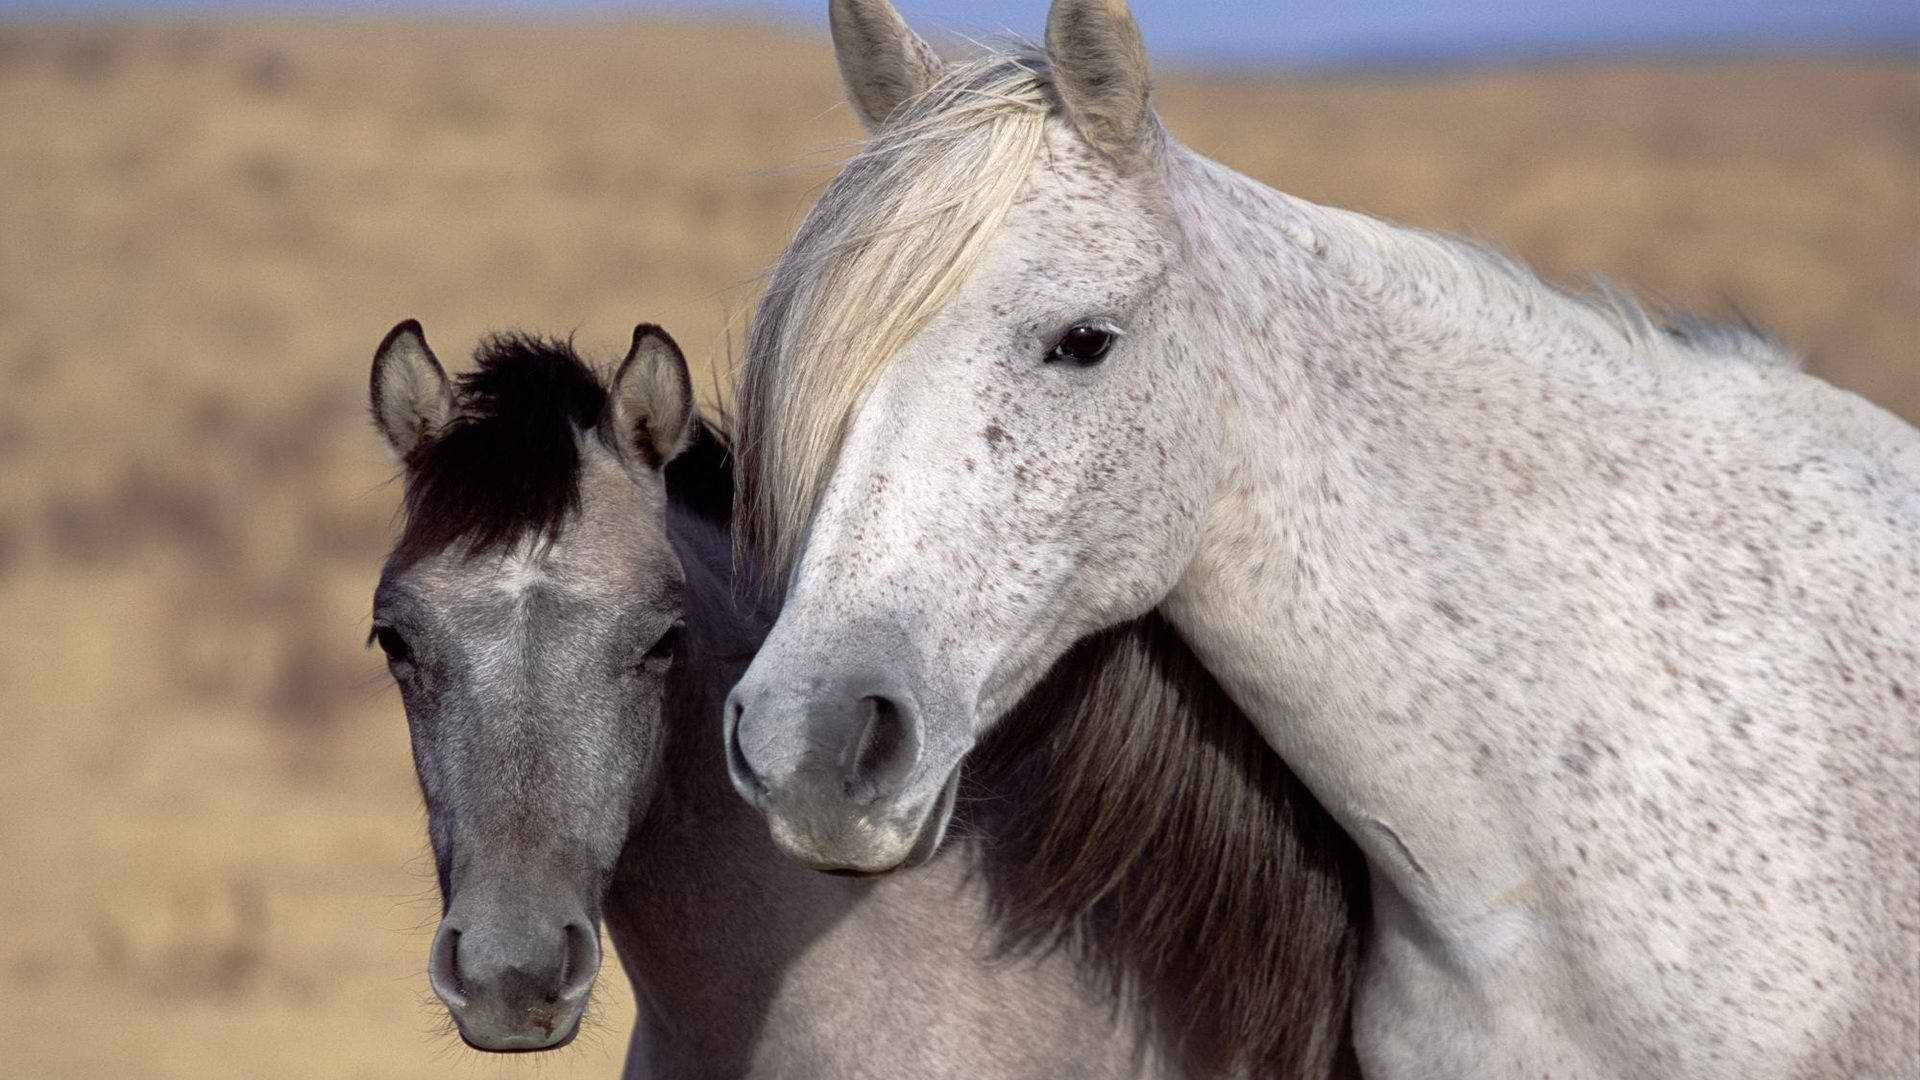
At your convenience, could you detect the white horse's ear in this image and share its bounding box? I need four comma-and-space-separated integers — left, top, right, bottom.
1046, 0, 1155, 167
610, 324, 695, 471
370, 319, 454, 460
830, 0, 945, 131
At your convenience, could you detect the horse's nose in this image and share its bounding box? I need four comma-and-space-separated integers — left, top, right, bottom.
429, 915, 598, 1052
725, 666, 923, 809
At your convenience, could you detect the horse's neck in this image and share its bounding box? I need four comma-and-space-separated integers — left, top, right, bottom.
1157, 145, 1711, 913
601, 496, 819, 1066
1154, 143, 1920, 1076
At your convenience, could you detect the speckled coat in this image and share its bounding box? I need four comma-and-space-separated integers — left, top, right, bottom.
726, 2, 1920, 1076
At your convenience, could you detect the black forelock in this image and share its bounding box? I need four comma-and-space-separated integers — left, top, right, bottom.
390, 332, 610, 568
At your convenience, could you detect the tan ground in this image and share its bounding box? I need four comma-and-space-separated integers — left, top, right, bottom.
0, 17, 1913, 1078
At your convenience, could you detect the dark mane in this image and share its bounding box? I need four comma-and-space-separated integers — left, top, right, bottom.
964, 613, 1369, 1079
666, 414, 773, 665
391, 333, 609, 568
664, 418, 735, 531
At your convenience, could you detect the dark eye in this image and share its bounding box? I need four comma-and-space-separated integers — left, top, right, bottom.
370, 625, 414, 671
636, 621, 683, 671
1048, 324, 1116, 366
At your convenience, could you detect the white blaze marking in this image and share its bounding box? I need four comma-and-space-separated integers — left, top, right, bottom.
495, 551, 547, 597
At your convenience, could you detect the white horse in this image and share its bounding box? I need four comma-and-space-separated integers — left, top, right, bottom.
722, 2, 1920, 1077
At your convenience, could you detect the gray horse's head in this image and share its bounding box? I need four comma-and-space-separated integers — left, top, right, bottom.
366, 320, 695, 1051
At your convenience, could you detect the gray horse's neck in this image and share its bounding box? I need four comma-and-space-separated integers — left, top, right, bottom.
603, 514, 1159, 1080
1157, 139, 1920, 1077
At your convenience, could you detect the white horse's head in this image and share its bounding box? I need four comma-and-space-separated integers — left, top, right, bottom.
727, 0, 1227, 872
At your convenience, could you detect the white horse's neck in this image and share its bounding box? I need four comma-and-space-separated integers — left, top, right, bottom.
1154, 137, 1920, 1076
1160, 145, 1627, 915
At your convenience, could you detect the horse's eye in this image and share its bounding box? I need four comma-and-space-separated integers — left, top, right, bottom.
638, 622, 683, 669
1048, 324, 1117, 366
371, 625, 413, 670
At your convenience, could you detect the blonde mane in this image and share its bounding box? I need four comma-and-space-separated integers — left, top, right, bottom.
733, 43, 1801, 591
735, 49, 1056, 587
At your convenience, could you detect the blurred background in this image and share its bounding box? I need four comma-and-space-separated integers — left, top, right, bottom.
0, 1, 1914, 1076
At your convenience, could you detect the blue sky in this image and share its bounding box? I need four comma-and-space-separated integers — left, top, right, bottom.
8, 0, 1917, 66
766, 0, 1920, 65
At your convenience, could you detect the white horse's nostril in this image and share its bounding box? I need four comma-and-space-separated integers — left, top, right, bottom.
844, 693, 920, 802
726, 697, 772, 804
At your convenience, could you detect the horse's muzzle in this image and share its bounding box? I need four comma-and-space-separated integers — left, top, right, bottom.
429, 911, 599, 1052
725, 665, 963, 872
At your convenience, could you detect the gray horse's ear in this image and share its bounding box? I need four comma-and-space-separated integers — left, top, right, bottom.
830, 0, 945, 131
610, 324, 695, 471
1046, 0, 1155, 167
370, 319, 454, 460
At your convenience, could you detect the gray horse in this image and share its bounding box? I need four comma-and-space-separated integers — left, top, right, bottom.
365, 321, 1364, 1077
723, 1, 1920, 1077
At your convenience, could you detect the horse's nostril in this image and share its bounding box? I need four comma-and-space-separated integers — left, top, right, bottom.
428, 925, 467, 1008
845, 693, 920, 801
558, 922, 599, 1002
726, 670, 921, 806
726, 699, 770, 803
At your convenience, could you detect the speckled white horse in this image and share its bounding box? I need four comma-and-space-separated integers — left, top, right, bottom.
722, 2, 1920, 1076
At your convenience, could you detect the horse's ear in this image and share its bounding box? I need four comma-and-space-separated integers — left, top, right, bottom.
370, 319, 454, 460
830, 0, 944, 131
609, 324, 695, 472
1045, 0, 1155, 168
